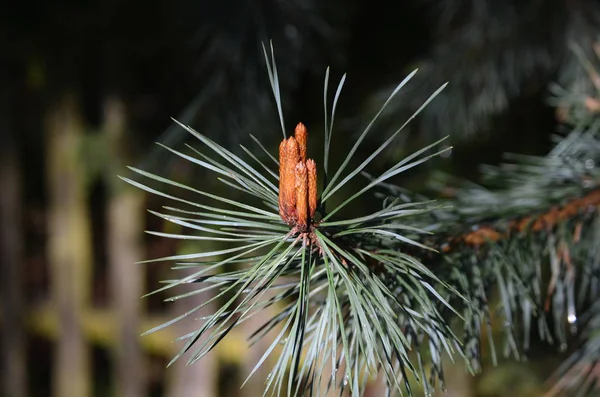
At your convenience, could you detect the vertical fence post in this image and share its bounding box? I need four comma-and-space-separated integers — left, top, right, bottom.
166, 282, 218, 397
45, 94, 92, 397
240, 292, 276, 396
104, 96, 145, 397
165, 240, 218, 397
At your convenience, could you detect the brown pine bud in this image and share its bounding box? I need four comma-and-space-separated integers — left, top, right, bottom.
294, 122, 308, 162
279, 137, 300, 224
306, 159, 318, 221
295, 161, 308, 230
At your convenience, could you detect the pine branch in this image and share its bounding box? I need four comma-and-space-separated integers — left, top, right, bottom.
125, 44, 460, 397
368, 37, 600, 393
430, 188, 600, 252
127, 38, 600, 396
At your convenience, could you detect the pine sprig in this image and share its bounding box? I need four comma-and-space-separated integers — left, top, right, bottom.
365, 40, 600, 394
123, 44, 458, 396
373, 118, 600, 376
125, 39, 600, 396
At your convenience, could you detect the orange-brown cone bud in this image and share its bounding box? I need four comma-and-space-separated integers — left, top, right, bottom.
306, 159, 318, 220
279, 137, 300, 224
278, 123, 317, 230
295, 162, 308, 230
294, 122, 308, 162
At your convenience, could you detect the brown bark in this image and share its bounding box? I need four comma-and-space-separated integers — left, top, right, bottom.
440, 188, 600, 252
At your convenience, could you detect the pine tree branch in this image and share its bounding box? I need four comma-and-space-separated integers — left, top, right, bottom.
127, 38, 600, 396
365, 37, 600, 394
434, 188, 600, 253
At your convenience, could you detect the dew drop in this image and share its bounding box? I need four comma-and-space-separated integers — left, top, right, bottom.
343, 375, 349, 386
568, 313, 577, 324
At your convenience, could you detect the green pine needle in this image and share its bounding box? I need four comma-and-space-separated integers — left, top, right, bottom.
123, 43, 458, 397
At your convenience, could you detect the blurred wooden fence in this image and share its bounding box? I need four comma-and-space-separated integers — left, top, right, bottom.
0, 93, 393, 397
0, 93, 272, 397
